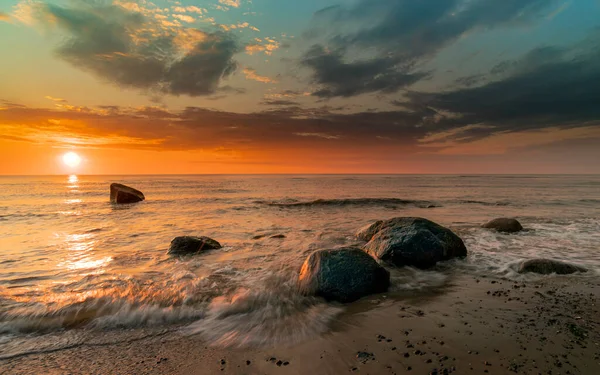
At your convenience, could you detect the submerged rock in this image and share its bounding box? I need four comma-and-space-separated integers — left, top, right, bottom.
110, 183, 145, 204
360, 217, 467, 269
518, 259, 587, 275
482, 218, 523, 233
298, 247, 390, 303
168, 236, 222, 255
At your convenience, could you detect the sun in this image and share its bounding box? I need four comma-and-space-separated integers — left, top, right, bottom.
63, 152, 82, 168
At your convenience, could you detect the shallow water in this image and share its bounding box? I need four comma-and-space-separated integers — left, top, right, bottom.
0, 174, 599, 352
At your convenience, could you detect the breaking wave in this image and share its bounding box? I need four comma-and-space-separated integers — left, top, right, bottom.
255, 198, 440, 208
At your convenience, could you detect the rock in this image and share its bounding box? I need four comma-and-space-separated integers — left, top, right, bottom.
168, 236, 222, 255
110, 183, 145, 204
482, 218, 523, 233
360, 217, 467, 269
518, 259, 587, 275
298, 247, 390, 303
356, 221, 386, 242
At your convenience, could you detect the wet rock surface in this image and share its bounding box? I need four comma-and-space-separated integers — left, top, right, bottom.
168, 236, 222, 255
298, 247, 390, 303
519, 258, 587, 275
110, 183, 145, 204
482, 218, 523, 233
360, 217, 467, 269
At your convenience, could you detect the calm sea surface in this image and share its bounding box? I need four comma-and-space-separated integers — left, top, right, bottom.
1, 175, 599, 352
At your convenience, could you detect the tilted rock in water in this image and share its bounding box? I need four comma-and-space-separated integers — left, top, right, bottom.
518, 259, 587, 275
360, 217, 467, 269
110, 183, 145, 204
482, 218, 523, 233
298, 247, 390, 303
168, 236, 222, 255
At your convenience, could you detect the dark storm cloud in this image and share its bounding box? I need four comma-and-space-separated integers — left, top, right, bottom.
408, 43, 600, 141
30, 2, 238, 96
261, 100, 301, 106
303, 0, 559, 98
301, 45, 428, 98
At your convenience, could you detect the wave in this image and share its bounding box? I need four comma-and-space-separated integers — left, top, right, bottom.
185, 270, 342, 348
0, 300, 205, 335
453, 199, 511, 206
579, 198, 600, 204
255, 198, 440, 208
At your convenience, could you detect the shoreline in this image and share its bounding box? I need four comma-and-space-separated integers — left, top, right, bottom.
2, 273, 599, 375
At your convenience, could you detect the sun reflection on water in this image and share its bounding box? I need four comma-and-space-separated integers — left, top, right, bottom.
56, 233, 112, 276
66, 175, 79, 191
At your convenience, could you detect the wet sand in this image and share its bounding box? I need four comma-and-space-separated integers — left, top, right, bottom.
2, 274, 599, 375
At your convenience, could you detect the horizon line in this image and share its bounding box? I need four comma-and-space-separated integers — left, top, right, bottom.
1, 173, 599, 177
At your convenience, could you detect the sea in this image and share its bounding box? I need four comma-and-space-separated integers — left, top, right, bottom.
0, 175, 599, 356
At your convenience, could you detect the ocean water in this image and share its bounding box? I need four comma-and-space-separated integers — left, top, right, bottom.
0, 175, 599, 352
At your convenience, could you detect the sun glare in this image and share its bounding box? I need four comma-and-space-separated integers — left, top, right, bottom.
63, 152, 82, 168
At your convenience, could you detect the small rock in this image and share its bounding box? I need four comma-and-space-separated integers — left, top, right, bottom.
518, 259, 587, 275
110, 183, 145, 204
482, 218, 523, 233
168, 236, 222, 255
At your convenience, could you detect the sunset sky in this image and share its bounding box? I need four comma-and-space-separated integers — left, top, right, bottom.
1, 0, 599, 174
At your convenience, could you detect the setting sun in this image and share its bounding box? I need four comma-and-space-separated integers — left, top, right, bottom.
62, 152, 82, 168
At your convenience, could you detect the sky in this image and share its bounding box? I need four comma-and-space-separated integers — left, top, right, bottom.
1, 0, 599, 174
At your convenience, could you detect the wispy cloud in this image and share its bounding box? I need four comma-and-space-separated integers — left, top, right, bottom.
245, 37, 280, 55
172, 14, 195, 23
220, 22, 259, 31
219, 0, 242, 8
45, 96, 67, 103
243, 67, 277, 83
294, 132, 341, 140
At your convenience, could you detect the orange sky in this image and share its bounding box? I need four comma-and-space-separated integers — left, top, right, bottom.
1, 0, 600, 174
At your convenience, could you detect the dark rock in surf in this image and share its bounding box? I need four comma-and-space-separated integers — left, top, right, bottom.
359, 217, 467, 269
110, 183, 145, 204
168, 236, 222, 255
518, 259, 587, 275
482, 218, 523, 233
298, 247, 390, 303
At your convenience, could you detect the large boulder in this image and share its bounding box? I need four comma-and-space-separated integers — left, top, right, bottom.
360, 217, 467, 269
168, 236, 222, 255
482, 218, 523, 233
110, 183, 145, 204
518, 259, 587, 275
298, 247, 390, 303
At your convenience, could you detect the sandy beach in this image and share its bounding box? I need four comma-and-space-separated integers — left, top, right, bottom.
2, 272, 598, 375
